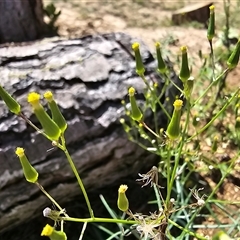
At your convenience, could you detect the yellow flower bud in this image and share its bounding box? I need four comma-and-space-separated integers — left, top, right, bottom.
155, 42, 167, 74
28, 92, 61, 141
15, 147, 38, 183
0, 85, 21, 114
207, 5, 215, 41
41, 224, 54, 236
166, 99, 183, 140
44, 91, 67, 133
41, 224, 67, 240
179, 46, 190, 83
227, 39, 240, 69
117, 184, 129, 212
128, 87, 143, 122
120, 118, 130, 133
132, 42, 145, 76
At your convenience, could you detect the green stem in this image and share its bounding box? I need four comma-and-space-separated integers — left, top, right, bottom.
60, 136, 94, 218
157, 72, 170, 100
188, 88, 240, 141
20, 113, 64, 149
166, 100, 191, 204
140, 74, 171, 120
168, 219, 208, 240
193, 68, 229, 107
178, 153, 239, 239
142, 122, 160, 139
165, 141, 172, 210
20, 113, 49, 140
206, 153, 239, 201
209, 39, 215, 80
36, 182, 67, 216
61, 216, 136, 225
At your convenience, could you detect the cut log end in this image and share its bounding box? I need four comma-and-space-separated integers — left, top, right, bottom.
172, 2, 214, 25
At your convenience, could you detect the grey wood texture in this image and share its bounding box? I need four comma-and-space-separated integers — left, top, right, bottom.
0, 32, 181, 235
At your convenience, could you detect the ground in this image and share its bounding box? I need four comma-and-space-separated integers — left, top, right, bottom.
42, 0, 240, 238
44, 0, 240, 88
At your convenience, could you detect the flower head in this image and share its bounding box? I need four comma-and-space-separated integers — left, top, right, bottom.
41, 224, 67, 240
44, 91, 53, 101
41, 224, 54, 236
179, 46, 190, 82
166, 99, 183, 140
128, 87, 143, 122
132, 42, 145, 76
15, 147, 38, 183
28, 92, 61, 141
131, 212, 164, 240
44, 91, 67, 133
117, 184, 129, 212
136, 166, 159, 187
28, 92, 41, 109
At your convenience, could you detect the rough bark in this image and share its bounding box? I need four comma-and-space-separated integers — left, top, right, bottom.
0, 32, 181, 238
0, 0, 46, 43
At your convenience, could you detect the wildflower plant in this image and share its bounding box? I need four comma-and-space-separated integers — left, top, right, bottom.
0, 3, 240, 240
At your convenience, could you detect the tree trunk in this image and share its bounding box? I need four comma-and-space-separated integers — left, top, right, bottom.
0, 0, 46, 43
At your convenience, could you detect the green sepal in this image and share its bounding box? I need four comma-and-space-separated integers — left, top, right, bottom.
179, 46, 190, 82
15, 148, 38, 183
0, 85, 21, 114
117, 185, 129, 212
132, 42, 145, 76
227, 39, 240, 69
50, 230, 67, 240
207, 5, 215, 41
128, 87, 143, 122
155, 42, 167, 73
34, 105, 61, 141
184, 76, 194, 100
48, 100, 67, 133
166, 100, 183, 140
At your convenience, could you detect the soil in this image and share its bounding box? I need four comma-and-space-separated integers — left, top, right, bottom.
42, 0, 240, 239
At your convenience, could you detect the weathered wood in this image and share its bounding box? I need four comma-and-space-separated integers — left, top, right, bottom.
0, 0, 46, 43
0, 32, 181, 238
172, 2, 213, 25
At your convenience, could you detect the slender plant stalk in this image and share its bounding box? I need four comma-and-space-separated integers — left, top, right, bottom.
166, 100, 191, 205
168, 219, 208, 240
166, 140, 172, 209
206, 153, 239, 201
20, 113, 49, 139
140, 74, 171, 120
61, 216, 136, 224
60, 135, 94, 218
188, 88, 240, 141
193, 68, 229, 107
142, 121, 161, 139
36, 182, 66, 214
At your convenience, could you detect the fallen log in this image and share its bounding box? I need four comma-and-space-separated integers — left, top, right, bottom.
0, 32, 181, 239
